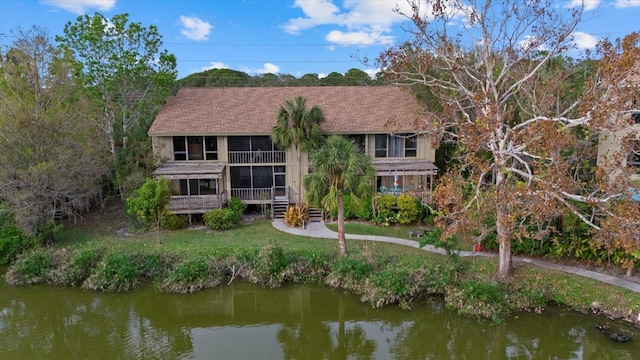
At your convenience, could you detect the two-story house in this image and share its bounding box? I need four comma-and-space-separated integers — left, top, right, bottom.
148, 86, 438, 218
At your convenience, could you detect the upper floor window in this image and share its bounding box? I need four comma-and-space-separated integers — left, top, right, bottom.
227, 136, 284, 163
345, 134, 366, 153
173, 136, 218, 161
375, 133, 416, 158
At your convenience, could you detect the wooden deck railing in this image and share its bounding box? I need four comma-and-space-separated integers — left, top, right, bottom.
169, 193, 227, 211
231, 188, 272, 201
228, 151, 285, 164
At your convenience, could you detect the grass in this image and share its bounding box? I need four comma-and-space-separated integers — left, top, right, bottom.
325, 221, 426, 239
24, 207, 640, 321
59, 215, 437, 263
325, 221, 477, 250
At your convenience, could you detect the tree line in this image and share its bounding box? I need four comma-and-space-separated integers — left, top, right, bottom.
0, 13, 177, 247
175, 68, 388, 90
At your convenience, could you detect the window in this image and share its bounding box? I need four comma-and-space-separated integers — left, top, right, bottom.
172, 136, 217, 161
204, 136, 218, 160
633, 111, 640, 124
404, 136, 417, 157
173, 137, 186, 160
227, 136, 283, 164
375, 133, 417, 158
178, 179, 217, 195
345, 134, 365, 152
375, 134, 387, 157
187, 136, 203, 160
230, 166, 279, 189
228, 136, 277, 152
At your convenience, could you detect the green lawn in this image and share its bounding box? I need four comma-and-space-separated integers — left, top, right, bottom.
58, 214, 437, 262
325, 221, 428, 239
49, 208, 640, 320
324, 221, 477, 250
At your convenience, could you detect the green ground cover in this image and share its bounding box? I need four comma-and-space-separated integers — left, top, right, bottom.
5, 209, 640, 324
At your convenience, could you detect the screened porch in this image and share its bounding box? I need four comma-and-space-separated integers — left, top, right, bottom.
372, 158, 438, 203
153, 162, 228, 214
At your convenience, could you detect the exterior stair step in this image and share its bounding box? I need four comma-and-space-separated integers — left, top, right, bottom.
307, 207, 324, 222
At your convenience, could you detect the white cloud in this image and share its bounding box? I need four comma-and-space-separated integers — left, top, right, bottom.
41, 0, 116, 14
573, 31, 598, 49
565, 0, 601, 11
179, 16, 213, 41
283, 0, 342, 34
615, 0, 640, 7
364, 68, 379, 79
518, 35, 548, 52
326, 30, 394, 46
282, 0, 405, 46
256, 63, 281, 74
199, 62, 229, 72
240, 63, 281, 75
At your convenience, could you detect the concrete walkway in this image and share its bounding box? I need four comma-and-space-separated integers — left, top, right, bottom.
272, 220, 640, 294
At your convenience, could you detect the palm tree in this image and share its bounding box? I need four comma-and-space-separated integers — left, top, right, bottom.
303, 135, 375, 256
272, 96, 325, 203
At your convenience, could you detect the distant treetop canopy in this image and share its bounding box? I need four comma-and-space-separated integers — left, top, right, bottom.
174, 68, 387, 91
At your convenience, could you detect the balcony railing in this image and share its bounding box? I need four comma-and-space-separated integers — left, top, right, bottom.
228, 150, 285, 164
231, 187, 272, 202
169, 193, 227, 212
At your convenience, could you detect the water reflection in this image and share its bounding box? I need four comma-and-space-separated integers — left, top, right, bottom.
0, 276, 638, 359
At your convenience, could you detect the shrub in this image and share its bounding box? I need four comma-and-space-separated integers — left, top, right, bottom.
396, 194, 421, 224
329, 193, 360, 220
331, 257, 373, 279
130, 251, 173, 279
445, 279, 509, 322
158, 257, 223, 293
421, 227, 460, 256
161, 213, 189, 230
83, 252, 138, 292
228, 197, 246, 216
0, 218, 34, 265
204, 208, 240, 230
366, 267, 430, 309
63, 248, 103, 286
284, 203, 308, 228
125, 177, 171, 232
246, 244, 291, 287
4, 248, 53, 285
376, 194, 397, 218
353, 196, 373, 221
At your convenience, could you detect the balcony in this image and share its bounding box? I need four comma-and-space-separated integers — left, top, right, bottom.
168, 193, 227, 214
230, 188, 273, 203
228, 150, 285, 164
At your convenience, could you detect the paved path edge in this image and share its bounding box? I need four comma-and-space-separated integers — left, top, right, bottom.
272, 220, 640, 294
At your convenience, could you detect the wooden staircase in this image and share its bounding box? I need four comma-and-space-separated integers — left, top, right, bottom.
307, 207, 324, 222
271, 186, 289, 220
270, 186, 324, 222
272, 199, 289, 220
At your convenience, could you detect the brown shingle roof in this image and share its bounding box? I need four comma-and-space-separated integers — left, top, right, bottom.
148, 86, 425, 136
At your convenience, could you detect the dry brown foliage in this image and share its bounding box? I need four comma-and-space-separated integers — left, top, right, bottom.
378, 0, 640, 279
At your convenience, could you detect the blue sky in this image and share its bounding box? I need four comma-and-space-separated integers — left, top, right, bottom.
1, 0, 639, 80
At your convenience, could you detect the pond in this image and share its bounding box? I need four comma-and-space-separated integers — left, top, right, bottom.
1, 271, 639, 359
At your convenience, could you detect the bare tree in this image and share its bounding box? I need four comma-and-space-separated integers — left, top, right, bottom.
378, 0, 640, 279
0, 26, 110, 237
